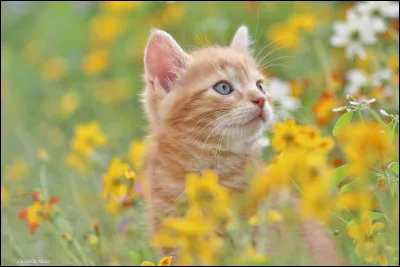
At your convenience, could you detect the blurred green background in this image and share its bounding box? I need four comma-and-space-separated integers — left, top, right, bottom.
1, 1, 399, 266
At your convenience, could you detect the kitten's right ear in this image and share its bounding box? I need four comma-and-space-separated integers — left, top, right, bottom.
144, 29, 191, 92
230, 25, 253, 54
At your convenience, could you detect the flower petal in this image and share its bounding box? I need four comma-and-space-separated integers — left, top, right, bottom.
371, 222, 385, 233
361, 212, 372, 233
158, 256, 173, 266
140, 261, 156, 266
348, 224, 364, 240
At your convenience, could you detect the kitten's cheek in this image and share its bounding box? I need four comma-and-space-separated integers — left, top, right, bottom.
263, 105, 273, 124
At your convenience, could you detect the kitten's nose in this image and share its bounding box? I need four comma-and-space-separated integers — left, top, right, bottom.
251, 96, 265, 109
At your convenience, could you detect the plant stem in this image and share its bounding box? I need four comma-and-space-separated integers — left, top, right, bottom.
357, 109, 365, 123
369, 109, 391, 132
40, 164, 49, 199
312, 37, 333, 93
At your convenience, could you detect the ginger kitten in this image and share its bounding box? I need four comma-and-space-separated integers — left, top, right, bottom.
141, 26, 343, 266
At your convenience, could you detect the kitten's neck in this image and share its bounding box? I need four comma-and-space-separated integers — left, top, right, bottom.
146, 126, 260, 193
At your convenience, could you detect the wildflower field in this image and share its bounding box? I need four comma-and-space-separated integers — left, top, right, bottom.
1, 1, 399, 266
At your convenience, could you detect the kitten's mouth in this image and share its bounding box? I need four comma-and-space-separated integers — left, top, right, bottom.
244, 113, 264, 125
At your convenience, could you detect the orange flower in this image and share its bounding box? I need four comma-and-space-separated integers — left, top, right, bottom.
312, 91, 339, 125
18, 194, 60, 234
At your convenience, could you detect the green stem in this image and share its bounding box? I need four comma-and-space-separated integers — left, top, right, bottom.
312, 37, 333, 92
58, 211, 95, 266
40, 164, 49, 199
369, 109, 390, 132
49, 223, 83, 265
357, 109, 365, 123
391, 121, 397, 136
369, 49, 381, 73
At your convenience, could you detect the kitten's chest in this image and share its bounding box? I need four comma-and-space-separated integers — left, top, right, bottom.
185, 154, 246, 179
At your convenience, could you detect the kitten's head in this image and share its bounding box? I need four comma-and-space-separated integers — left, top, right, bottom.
142, 26, 273, 155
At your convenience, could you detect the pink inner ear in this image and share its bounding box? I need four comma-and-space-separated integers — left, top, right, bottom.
145, 32, 188, 92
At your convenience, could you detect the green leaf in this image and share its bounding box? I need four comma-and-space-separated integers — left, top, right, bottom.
339, 180, 356, 194
389, 162, 399, 176
367, 211, 384, 221
346, 219, 356, 229
332, 165, 349, 189
333, 111, 353, 137
390, 183, 398, 198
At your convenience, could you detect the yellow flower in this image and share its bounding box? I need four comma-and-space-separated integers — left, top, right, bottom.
249, 210, 283, 225
1, 186, 9, 204
38, 149, 49, 161
388, 56, 399, 71
128, 140, 147, 171
290, 80, 302, 97
289, 13, 317, 33
268, 24, 298, 49
271, 119, 300, 151
348, 212, 388, 264
140, 256, 173, 266
40, 57, 67, 82
72, 138, 93, 157
245, 246, 268, 264
102, 1, 143, 14
125, 169, 136, 180
356, 53, 373, 72
87, 234, 99, 245
160, 2, 185, 26
162, 205, 214, 236
185, 169, 230, 221
94, 80, 132, 105
82, 49, 109, 76
91, 15, 122, 43
101, 157, 130, 200
300, 179, 334, 222
22, 41, 42, 65
66, 153, 90, 174
388, 56, 399, 84
69, 121, 108, 159
267, 210, 283, 224
337, 191, 375, 211
5, 159, 27, 180
105, 197, 119, 213
295, 152, 332, 186
60, 91, 81, 118
338, 122, 394, 177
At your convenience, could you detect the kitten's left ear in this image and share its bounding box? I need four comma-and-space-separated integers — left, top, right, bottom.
230, 25, 253, 54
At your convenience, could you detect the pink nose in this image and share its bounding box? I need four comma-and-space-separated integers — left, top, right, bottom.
251, 96, 265, 109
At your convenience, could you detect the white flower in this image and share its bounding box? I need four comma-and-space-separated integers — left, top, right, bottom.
355, 1, 394, 33
356, 1, 399, 20
372, 68, 393, 96
364, 98, 376, 104
331, 10, 377, 59
332, 106, 347, 112
268, 78, 301, 112
345, 69, 369, 95
380, 109, 389, 116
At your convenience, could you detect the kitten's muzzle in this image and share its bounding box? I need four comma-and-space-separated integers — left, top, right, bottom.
251, 96, 265, 109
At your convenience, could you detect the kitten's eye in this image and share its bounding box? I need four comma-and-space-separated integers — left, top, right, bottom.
213, 82, 233, 95
256, 81, 267, 93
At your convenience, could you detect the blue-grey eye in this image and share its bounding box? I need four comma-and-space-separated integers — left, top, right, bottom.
256, 81, 266, 93
213, 82, 233, 95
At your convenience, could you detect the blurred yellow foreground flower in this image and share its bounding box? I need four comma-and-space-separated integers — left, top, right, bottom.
140, 256, 173, 266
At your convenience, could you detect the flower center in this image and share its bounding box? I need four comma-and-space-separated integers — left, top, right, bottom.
284, 133, 294, 143
372, 9, 381, 17
351, 30, 361, 41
